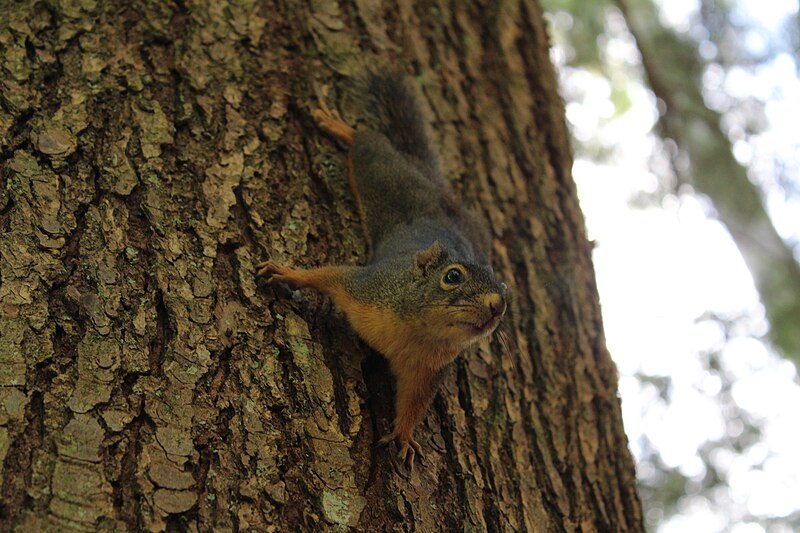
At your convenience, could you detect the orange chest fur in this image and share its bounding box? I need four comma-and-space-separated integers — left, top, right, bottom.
329, 286, 458, 371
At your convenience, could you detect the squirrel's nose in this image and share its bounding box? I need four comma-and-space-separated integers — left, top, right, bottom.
486, 293, 507, 318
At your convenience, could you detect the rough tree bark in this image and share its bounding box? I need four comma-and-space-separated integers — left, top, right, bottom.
0, 1, 642, 531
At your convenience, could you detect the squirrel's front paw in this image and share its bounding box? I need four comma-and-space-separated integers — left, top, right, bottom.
377, 431, 425, 475
256, 260, 299, 287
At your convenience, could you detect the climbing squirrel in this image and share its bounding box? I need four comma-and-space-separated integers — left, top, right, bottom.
257, 70, 507, 470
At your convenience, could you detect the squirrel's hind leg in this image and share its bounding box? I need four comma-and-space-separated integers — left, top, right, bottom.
312, 100, 371, 252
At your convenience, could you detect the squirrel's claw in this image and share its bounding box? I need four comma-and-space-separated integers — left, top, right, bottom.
313, 100, 355, 146
376, 432, 395, 448
255, 260, 279, 280
313, 98, 336, 120
255, 260, 296, 287
398, 439, 423, 474
377, 431, 425, 475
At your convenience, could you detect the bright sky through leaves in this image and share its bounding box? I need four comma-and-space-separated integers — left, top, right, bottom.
551, 0, 800, 529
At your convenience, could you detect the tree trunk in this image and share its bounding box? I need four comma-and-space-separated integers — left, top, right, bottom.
0, 1, 642, 531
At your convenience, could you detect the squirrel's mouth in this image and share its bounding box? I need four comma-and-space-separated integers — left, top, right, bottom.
460, 315, 501, 337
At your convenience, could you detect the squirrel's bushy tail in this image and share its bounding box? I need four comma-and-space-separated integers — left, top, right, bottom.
362, 70, 440, 175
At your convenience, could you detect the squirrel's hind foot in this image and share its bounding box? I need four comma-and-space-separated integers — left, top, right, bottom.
313, 100, 355, 146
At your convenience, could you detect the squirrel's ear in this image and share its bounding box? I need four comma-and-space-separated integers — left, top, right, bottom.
413, 240, 444, 277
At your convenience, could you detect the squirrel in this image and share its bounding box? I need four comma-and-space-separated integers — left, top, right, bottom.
257, 70, 507, 471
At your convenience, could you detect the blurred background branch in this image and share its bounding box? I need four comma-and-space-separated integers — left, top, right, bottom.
542, 0, 800, 530
616, 0, 800, 362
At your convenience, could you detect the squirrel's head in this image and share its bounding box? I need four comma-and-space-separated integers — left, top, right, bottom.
409, 241, 508, 350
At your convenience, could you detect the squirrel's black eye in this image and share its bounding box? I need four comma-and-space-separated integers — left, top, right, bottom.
444, 268, 464, 285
